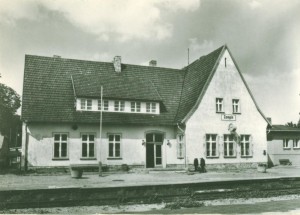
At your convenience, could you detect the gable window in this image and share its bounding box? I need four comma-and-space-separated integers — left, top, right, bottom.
206, 134, 218, 158
81, 134, 95, 158
177, 134, 185, 159
216, 98, 223, 113
293, 139, 300, 149
108, 134, 121, 158
81, 99, 92, 110
224, 134, 236, 157
114, 101, 125, 112
283, 139, 292, 149
98, 100, 109, 111
240, 135, 252, 157
146, 102, 156, 113
53, 134, 68, 159
131, 102, 141, 112
232, 99, 240, 113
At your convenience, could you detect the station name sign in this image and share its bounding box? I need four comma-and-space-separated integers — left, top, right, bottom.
221, 114, 236, 121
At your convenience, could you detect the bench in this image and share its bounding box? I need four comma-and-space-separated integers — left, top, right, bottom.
279, 159, 292, 165
69, 163, 105, 178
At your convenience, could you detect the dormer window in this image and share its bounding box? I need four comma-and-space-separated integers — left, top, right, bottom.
216, 98, 223, 113
131, 102, 141, 112
114, 100, 125, 112
98, 100, 109, 111
146, 102, 156, 113
81, 99, 92, 110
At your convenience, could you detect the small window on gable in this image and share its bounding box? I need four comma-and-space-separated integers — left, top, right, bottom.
216, 98, 223, 113
232, 99, 240, 114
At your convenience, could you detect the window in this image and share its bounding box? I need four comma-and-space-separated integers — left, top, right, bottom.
216, 98, 223, 113
240, 135, 252, 157
293, 139, 300, 149
146, 102, 156, 113
81, 134, 95, 158
232, 99, 240, 113
98, 100, 109, 111
131, 102, 141, 112
81, 99, 92, 110
53, 134, 68, 159
114, 101, 125, 112
224, 134, 236, 157
283, 139, 292, 149
177, 134, 184, 159
108, 134, 121, 158
206, 134, 218, 157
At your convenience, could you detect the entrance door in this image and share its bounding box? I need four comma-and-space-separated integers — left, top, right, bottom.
146, 133, 163, 168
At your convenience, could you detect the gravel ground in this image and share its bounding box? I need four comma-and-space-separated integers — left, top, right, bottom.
2, 194, 300, 214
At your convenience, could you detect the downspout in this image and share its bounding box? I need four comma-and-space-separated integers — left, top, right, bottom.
177, 123, 186, 168
24, 122, 29, 172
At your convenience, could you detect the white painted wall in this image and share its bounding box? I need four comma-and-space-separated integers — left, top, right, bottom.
23, 122, 185, 167
185, 49, 268, 165
268, 138, 300, 165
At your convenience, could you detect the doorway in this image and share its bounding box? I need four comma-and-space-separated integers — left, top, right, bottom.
146, 133, 163, 168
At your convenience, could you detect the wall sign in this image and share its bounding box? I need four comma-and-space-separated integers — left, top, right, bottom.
221, 114, 236, 121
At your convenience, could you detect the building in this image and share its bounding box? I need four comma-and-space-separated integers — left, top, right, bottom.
267, 124, 300, 166
21, 45, 270, 170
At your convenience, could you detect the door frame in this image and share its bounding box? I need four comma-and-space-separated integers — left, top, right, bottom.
144, 131, 165, 168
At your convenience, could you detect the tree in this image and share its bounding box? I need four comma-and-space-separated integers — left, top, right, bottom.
0, 83, 21, 136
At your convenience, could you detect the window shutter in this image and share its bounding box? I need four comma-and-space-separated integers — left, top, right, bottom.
250, 135, 253, 156
217, 135, 221, 157
203, 134, 206, 157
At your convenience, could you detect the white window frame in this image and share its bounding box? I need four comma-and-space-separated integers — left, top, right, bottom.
114, 101, 125, 112
283, 139, 292, 149
53, 133, 68, 159
206, 134, 219, 158
131, 101, 141, 112
240, 135, 252, 157
146, 102, 156, 113
232, 99, 240, 114
177, 134, 184, 159
98, 100, 109, 111
216, 98, 223, 113
293, 139, 300, 149
81, 133, 96, 159
108, 134, 122, 158
223, 134, 236, 157
81, 99, 92, 110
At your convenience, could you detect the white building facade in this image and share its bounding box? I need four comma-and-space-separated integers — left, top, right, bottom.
21, 45, 270, 170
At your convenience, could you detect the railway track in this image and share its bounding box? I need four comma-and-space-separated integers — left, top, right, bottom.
1, 177, 300, 209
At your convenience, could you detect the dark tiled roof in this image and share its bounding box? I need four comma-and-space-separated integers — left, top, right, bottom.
270, 125, 300, 132
175, 46, 225, 122
21, 56, 184, 125
22, 45, 253, 126
72, 70, 162, 101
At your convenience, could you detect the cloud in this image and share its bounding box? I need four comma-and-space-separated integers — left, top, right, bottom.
248, 0, 261, 9
0, 0, 201, 41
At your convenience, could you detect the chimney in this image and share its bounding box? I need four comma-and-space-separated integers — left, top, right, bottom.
149, 60, 157, 67
113, 56, 121, 72
267, 117, 272, 125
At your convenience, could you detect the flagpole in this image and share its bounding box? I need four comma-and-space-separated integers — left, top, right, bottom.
99, 86, 103, 176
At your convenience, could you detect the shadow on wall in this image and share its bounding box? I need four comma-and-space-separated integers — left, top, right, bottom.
267, 154, 274, 168
0, 134, 9, 167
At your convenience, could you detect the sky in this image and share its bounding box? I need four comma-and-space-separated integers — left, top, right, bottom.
0, 0, 299, 124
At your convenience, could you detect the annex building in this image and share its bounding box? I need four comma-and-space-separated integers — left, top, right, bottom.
21, 45, 270, 170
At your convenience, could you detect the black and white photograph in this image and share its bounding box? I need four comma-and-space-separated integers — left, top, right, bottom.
0, 0, 300, 214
